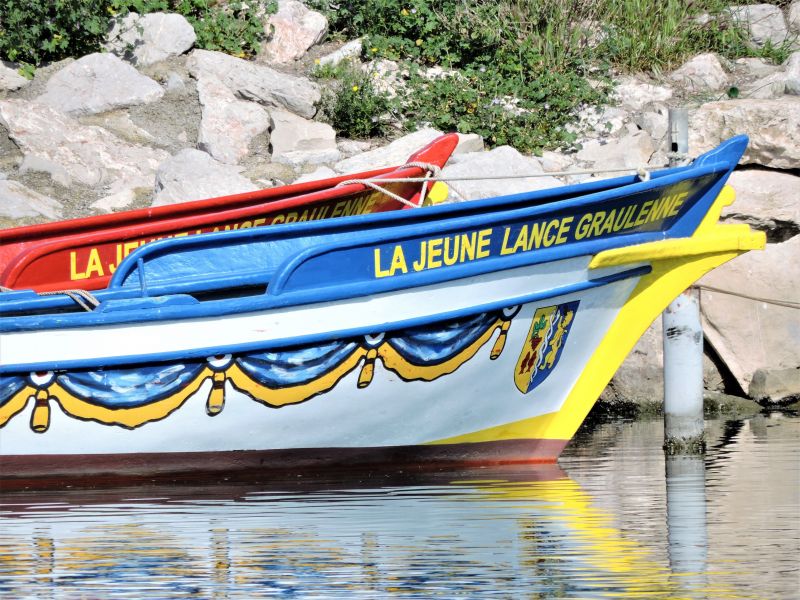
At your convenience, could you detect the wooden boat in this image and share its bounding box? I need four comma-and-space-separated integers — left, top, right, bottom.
0, 136, 764, 483
0, 134, 458, 293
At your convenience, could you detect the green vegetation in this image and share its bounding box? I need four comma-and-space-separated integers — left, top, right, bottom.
0, 0, 274, 77
311, 0, 795, 152
316, 63, 394, 138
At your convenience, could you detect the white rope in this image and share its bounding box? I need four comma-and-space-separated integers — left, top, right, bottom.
0, 285, 100, 311
337, 161, 443, 208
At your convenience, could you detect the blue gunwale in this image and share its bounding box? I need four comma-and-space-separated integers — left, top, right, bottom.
0, 265, 650, 374
0, 136, 747, 334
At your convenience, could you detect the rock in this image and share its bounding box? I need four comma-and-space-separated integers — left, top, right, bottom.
0, 62, 29, 92
196, 76, 271, 165
0, 99, 168, 194
92, 188, 140, 213
439, 146, 561, 200
743, 71, 788, 99
337, 139, 372, 158
634, 105, 669, 149
575, 130, 654, 171
612, 76, 673, 111
791, 1, 800, 34
260, 0, 327, 64
724, 170, 800, 241
724, 4, 789, 48
699, 235, 800, 393
187, 49, 320, 119
153, 148, 258, 206
106, 12, 196, 66
319, 39, 363, 67
454, 133, 484, 154
749, 367, 800, 403
294, 165, 337, 183
79, 111, 156, 146
689, 98, 800, 169
670, 53, 729, 92
0, 180, 62, 221
269, 109, 339, 166
38, 53, 164, 116
604, 319, 665, 405
334, 128, 444, 173
733, 57, 782, 79
785, 52, 800, 95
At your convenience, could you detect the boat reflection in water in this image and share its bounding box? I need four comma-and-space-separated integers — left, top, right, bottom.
2, 464, 706, 598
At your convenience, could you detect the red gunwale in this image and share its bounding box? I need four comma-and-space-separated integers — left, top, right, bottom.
0, 133, 458, 292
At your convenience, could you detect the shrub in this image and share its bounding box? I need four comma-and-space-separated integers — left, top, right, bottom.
316, 63, 394, 139
0, 1, 113, 68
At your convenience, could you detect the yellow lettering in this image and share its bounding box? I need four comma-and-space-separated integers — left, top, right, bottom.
500, 226, 514, 255
374, 248, 392, 278
412, 241, 428, 271
69, 251, 89, 280
427, 238, 443, 269
575, 213, 592, 240
556, 216, 574, 244
272, 214, 286, 224
668, 192, 689, 217
543, 219, 559, 247
511, 225, 529, 254
528, 221, 546, 249
476, 228, 492, 258
460, 232, 477, 262
85, 248, 104, 277
389, 245, 408, 275
443, 236, 460, 265
253, 218, 267, 227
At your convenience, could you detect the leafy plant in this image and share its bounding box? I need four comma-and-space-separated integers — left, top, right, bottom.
112, 0, 275, 58
0, 0, 114, 70
317, 64, 394, 139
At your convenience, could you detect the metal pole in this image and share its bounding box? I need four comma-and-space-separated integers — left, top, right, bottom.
663, 108, 705, 454
665, 454, 708, 590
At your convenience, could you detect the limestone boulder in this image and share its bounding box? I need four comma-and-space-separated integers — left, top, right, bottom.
0, 62, 29, 92
0, 180, 62, 222
438, 146, 561, 200
612, 76, 673, 111
603, 318, 665, 406
790, 1, 800, 34
724, 169, 800, 241
294, 166, 337, 184
187, 49, 320, 119
669, 53, 729, 93
689, 98, 800, 169
38, 53, 164, 116
784, 52, 800, 95
270, 109, 339, 166
699, 235, 800, 395
575, 130, 655, 171
0, 99, 168, 194
725, 4, 790, 47
319, 39, 363, 67
749, 367, 800, 403
106, 12, 196, 66
260, 0, 328, 64
334, 128, 444, 173
196, 76, 271, 165
153, 149, 258, 206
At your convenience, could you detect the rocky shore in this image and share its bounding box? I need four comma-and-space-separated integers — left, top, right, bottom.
0, 2, 798, 409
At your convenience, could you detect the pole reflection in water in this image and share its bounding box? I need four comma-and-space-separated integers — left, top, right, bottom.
665, 454, 708, 594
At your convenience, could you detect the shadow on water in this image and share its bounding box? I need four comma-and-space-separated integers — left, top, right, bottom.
1, 413, 798, 598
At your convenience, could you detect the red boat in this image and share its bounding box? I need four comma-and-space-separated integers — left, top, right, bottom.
0, 134, 458, 292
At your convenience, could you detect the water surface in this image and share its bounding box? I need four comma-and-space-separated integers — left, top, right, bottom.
1, 413, 798, 598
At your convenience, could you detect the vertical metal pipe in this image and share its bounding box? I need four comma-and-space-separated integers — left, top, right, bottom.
664, 108, 705, 454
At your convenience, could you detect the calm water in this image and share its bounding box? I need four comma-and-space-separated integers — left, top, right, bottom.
1, 413, 798, 599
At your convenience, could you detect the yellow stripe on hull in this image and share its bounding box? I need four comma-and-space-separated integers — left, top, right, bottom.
431, 185, 765, 446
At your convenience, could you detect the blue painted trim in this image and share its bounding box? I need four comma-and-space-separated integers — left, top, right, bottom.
109, 159, 732, 289
0, 266, 650, 374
